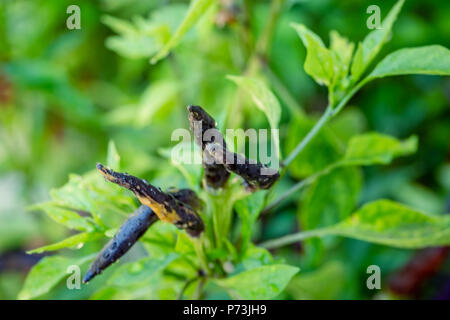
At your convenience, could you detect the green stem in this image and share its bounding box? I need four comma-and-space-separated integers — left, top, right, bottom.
261, 162, 341, 215
259, 228, 332, 249
283, 105, 335, 167
193, 236, 210, 275
282, 78, 368, 168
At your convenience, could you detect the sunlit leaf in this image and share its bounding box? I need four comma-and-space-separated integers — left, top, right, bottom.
18, 254, 95, 300
367, 45, 450, 79
151, 0, 215, 64
27, 232, 103, 254
29, 202, 94, 232
351, 0, 405, 81
342, 133, 417, 166
291, 23, 334, 86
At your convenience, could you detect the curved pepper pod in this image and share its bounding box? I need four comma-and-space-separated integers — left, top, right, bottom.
83, 205, 158, 283
96, 163, 204, 237
205, 142, 280, 190
187, 105, 230, 189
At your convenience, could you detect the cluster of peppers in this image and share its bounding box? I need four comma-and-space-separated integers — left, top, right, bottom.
83, 106, 280, 283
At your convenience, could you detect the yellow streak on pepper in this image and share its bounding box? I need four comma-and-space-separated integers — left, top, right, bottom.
136, 194, 180, 224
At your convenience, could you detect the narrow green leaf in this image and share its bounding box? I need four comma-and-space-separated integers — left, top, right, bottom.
351, 0, 405, 81
342, 133, 417, 166
367, 45, 450, 79
27, 232, 103, 254
214, 264, 299, 299
263, 200, 450, 249
330, 200, 450, 248
30, 202, 94, 232
227, 75, 281, 159
151, 0, 215, 64
18, 254, 95, 300
291, 23, 334, 86
107, 140, 120, 170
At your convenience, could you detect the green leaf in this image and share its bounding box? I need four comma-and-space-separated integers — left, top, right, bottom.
264, 200, 450, 249
329, 30, 354, 84
18, 254, 95, 300
342, 133, 417, 166
108, 253, 179, 287
214, 264, 299, 299
351, 0, 405, 81
235, 191, 267, 255
287, 261, 345, 300
151, 0, 215, 64
291, 23, 334, 86
300, 167, 361, 230
102, 15, 160, 59
330, 200, 450, 248
30, 202, 94, 232
107, 140, 120, 170
227, 75, 281, 159
227, 75, 281, 129
27, 232, 104, 254
367, 45, 450, 79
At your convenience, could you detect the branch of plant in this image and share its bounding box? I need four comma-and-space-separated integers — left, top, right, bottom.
259, 228, 332, 249
260, 162, 340, 215
282, 78, 368, 168
262, 78, 369, 215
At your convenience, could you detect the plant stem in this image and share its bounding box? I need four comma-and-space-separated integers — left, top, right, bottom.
261, 162, 340, 215
259, 228, 331, 249
283, 105, 335, 167
261, 176, 314, 216
282, 78, 367, 168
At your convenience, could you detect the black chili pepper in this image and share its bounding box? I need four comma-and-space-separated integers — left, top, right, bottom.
205, 142, 280, 190
187, 105, 230, 189
187, 105, 279, 191
97, 163, 204, 237
83, 204, 157, 283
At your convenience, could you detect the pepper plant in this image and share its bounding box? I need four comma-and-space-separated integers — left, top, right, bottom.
19, 0, 450, 300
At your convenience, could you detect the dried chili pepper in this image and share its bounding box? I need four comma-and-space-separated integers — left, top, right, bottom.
97, 163, 204, 237
83, 205, 158, 283
205, 142, 280, 190
187, 105, 230, 189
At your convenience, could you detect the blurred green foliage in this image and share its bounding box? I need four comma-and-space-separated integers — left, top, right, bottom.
0, 0, 449, 300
